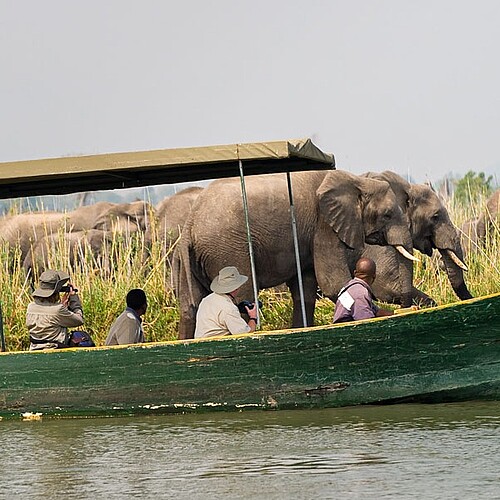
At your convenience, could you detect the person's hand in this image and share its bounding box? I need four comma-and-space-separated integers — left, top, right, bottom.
244, 303, 256, 317
62, 284, 77, 307
62, 292, 70, 307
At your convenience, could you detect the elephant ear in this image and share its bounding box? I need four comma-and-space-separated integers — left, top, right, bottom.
316, 171, 364, 250
125, 201, 151, 226
124, 201, 148, 217
363, 170, 410, 212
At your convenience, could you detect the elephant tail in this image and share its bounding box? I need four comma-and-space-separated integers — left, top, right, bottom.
172, 229, 196, 308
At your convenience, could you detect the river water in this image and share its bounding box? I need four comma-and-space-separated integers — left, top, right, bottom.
0, 402, 498, 499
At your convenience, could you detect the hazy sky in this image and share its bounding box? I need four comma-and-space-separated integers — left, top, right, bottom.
1, 0, 499, 186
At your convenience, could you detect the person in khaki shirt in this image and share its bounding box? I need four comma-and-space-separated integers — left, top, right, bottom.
26, 269, 84, 350
105, 289, 147, 345
194, 266, 258, 339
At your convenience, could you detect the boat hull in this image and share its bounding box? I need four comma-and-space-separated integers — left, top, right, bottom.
1, 294, 499, 419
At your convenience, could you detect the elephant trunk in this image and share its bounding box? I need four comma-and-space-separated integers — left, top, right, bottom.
433, 223, 473, 300
438, 248, 473, 300
388, 230, 414, 308
397, 250, 414, 307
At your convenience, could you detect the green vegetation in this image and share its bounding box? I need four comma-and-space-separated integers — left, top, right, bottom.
0, 197, 499, 352
453, 170, 494, 207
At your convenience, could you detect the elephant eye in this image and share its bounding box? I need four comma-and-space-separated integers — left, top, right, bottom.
383, 210, 393, 220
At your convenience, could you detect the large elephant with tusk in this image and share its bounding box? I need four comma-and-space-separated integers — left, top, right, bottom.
362, 171, 472, 306
174, 169, 417, 339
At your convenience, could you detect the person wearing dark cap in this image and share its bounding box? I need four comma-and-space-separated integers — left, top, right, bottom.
333, 257, 394, 323
26, 270, 84, 350
194, 266, 258, 339
105, 288, 147, 345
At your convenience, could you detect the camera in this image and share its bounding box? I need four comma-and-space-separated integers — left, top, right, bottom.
60, 285, 78, 293
237, 300, 263, 315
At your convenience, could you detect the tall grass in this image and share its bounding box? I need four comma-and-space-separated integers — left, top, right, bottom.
412, 197, 500, 301
0, 201, 498, 351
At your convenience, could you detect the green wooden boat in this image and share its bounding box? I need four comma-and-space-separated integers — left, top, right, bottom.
0, 139, 499, 419
1, 293, 499, 419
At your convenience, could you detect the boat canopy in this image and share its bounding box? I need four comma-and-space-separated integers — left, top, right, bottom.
0, 138, 335, 199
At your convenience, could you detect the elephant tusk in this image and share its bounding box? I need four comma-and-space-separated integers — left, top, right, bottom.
395, 245, 420, 262
445, 249, 468, 271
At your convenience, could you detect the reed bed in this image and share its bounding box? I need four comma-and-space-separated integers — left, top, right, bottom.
0, 200, 498, 351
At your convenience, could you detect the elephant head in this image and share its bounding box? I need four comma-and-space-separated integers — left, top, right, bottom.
317, 171, 414, 250
92, 200, 152, 232
314, 170, 416, 307
364, 171, 472, 302
65, 202, 115, 231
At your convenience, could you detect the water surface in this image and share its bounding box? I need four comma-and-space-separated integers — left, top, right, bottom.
0, 402, 498, 499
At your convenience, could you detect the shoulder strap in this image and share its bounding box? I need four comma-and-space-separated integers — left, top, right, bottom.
338, 280, 376, 301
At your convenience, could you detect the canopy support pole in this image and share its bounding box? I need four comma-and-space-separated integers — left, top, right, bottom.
239, 160, 260, 327
0, 302, 5, 352
286, 172, 308, 327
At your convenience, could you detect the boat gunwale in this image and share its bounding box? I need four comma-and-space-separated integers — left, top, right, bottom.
2, 291, 498, 356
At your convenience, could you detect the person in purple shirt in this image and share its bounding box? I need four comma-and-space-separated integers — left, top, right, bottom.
333, 257, 394, 323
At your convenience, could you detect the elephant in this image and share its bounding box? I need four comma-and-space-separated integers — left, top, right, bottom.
0, 201, 152, 266
68, 200, 152, 233
362, 171, 472, 306
461, 189, 500, 257
146, 186, 204, 249
0, 212, 67, 263
174, 169, 416, 339
22, 229, 112, 277
459, 218, 481, 258
480, 188, 500, 234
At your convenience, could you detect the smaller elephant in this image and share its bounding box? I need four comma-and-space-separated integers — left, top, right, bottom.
0, 212, 66, 263
70, 200, 153, 233
459, 218, 481, 258
1, 201, 153, 268
23, 229, 112, 278
460, 189, 500, 257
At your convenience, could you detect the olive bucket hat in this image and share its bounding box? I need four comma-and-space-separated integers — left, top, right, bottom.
210, 266, 248, 294
32, 270, 70, 298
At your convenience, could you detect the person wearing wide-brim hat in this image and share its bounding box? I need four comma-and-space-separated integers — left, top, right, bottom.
26, 269, 84, 350
194, 266, 258, 339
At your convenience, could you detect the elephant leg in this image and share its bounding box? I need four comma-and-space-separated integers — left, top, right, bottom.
178, 309, 197, 340
177, 274, 208, 340
287, 270, 317, 328
411, 286, 437, 307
